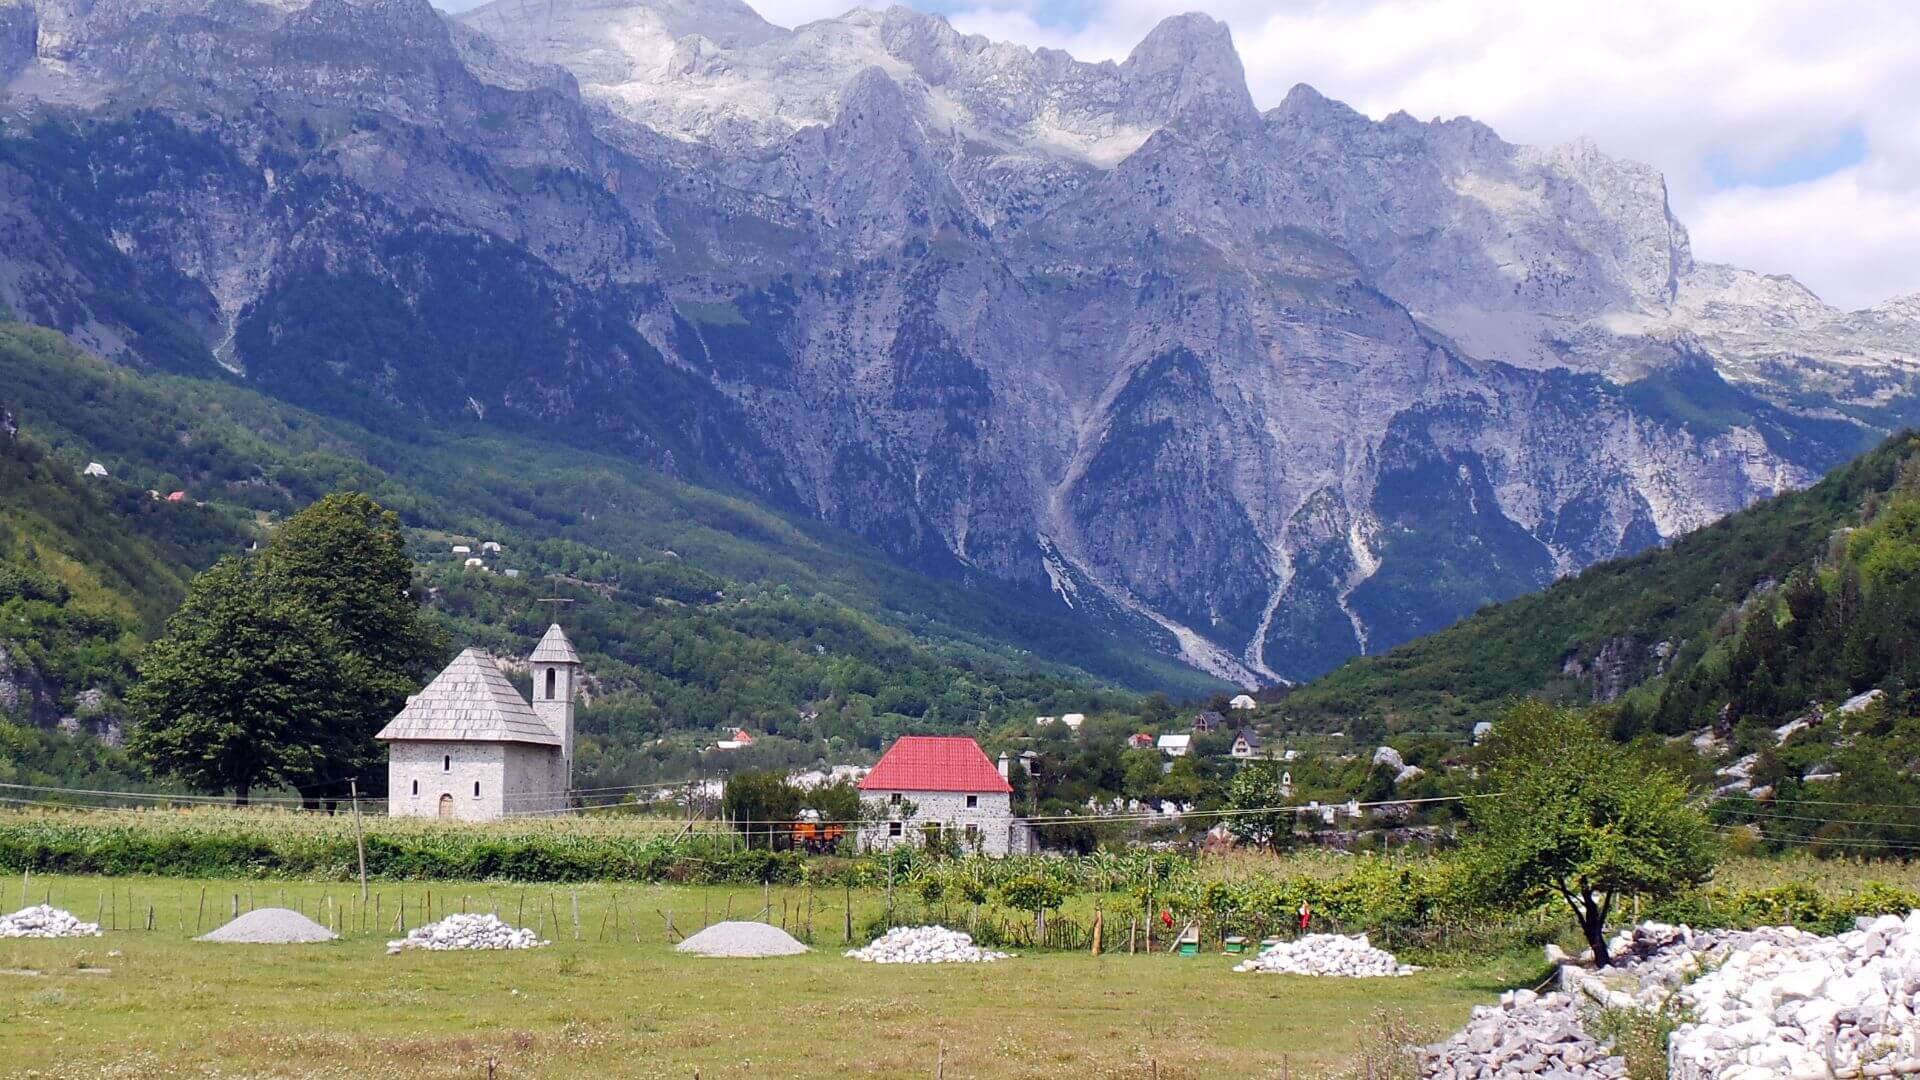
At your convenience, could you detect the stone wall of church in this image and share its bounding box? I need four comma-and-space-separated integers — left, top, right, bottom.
387, 741, 566, 820
388, 742, 499, 820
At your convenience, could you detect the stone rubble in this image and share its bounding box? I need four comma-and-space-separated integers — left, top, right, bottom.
846, 925, 1010, 964
1424, 988, 1628, 1079
1231, 933, 1419, 977
386, 913, 547, 954
1669, 912, 1920, 1079
1425, 915, 1920, 1079
0, 904, 102, 939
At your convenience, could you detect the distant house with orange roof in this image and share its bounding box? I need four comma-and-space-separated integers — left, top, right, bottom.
857, 736, 1033, 855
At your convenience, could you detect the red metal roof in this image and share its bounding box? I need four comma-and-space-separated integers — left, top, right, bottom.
859, 736, 1011, 794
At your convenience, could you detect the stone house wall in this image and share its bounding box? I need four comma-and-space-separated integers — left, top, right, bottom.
857, 789, 1031, 856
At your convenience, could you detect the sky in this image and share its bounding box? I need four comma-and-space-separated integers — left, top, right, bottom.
450, 0, 1920, 311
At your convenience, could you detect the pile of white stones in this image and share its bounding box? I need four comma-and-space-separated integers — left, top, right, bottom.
386, 913, 547, 954
846, 925, 1010, 964
1425, 915, 1920, 1079
1424, 988, 1628, 1079
0, 904, 102, 939
1231, 933, 1419, 977
1669, 912, 1920, 1079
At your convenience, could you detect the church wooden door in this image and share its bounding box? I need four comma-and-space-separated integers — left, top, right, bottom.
438, 793, 454, 819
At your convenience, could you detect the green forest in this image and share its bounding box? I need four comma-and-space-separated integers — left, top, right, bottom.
0, 318, 1217, 798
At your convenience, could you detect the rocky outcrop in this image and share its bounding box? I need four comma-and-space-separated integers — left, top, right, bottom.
0, 641, 55, 723
0, 3, 34, 83
0, 0, 1912, 684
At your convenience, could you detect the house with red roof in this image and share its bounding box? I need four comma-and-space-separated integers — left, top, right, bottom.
857, 736, 1033, 856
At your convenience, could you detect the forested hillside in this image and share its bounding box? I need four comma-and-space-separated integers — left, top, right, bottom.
0, 317, 1215, 794
1280, 433, 1920, 733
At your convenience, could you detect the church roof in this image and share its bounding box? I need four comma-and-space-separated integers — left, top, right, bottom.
375, 648, 560, 746
528, 623, 580, 664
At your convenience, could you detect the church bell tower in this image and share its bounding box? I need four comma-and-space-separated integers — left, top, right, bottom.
528, 623, 580, 796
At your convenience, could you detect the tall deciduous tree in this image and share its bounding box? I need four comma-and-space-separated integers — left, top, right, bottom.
127, 557, 346, 803
1465, 701, 1716, 966
256, 493, 444, 805
1223, 759, 1295, 851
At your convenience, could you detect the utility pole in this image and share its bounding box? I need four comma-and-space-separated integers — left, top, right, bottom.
349, 778, 368, 903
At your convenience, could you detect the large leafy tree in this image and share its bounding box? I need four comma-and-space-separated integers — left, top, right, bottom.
1223, 760, 1295, 852
126, 558, 346, 803
1465, 701, 1716, 966
256, 493, 444, 805
721, 769, 804, 849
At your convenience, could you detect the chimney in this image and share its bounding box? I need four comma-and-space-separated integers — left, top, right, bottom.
997, 752, 1009, 780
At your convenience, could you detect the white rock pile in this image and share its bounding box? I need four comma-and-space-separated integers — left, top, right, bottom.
0, 904, 102, 939
386, 913, 546, 954
1231, 933, 1419, 977
1669, 912, 1920, 1079
1424, 988, 1628, 1079
674, 920, 809, 958
198, 907, 337, 944
846, 925, 1010, 964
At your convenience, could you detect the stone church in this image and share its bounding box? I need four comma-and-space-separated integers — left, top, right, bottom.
376, 624, 580, 820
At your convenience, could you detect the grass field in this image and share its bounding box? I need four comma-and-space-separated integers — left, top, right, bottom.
0, 874, 1537, 1080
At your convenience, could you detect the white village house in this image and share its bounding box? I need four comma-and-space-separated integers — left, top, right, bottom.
857, 736, 1033, 855
376, 624, 580, 821
1229, 693, 1258, 711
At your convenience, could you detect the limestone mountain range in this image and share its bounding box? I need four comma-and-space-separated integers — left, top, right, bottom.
0, 0, 1914, 684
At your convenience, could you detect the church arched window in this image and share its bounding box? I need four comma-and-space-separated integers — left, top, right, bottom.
443, 754, 450, 772
545, 667, 556, 700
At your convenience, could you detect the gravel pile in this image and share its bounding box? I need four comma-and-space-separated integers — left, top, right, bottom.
847, 926, 1010, 964
0, 904, 102, 939
198, 907, 337, 944
1232, 933, 1420, 977
386, 913, 546, 953
1669, 912, 1920, 1079
1424, 988, 1628, 1079
675, 920, 808, 958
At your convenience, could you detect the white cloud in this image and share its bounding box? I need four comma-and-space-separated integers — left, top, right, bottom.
1690, 169, 1920, 313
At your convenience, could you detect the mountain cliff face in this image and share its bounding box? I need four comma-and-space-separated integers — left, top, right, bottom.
1, 0, 1914, 684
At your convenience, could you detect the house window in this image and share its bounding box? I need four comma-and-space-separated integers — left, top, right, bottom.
965, 823, 978, 840
473, 781, 481, 798
888, 821, 903, 837
966, 794, 978, 808
889, 792, 902, 805
545, 668, 556, 700
411, 780, 418, 796
443, 754, 451, 772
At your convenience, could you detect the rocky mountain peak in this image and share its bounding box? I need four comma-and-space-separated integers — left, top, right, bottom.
290, 0, 453, 52
1120, 12, 1254, 125
1, 0, 1913, 688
